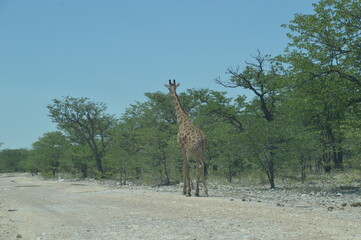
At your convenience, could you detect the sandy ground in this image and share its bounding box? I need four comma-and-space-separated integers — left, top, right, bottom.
1, 173, 361, 240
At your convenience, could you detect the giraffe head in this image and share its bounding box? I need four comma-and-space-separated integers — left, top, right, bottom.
164, 79, 180, 94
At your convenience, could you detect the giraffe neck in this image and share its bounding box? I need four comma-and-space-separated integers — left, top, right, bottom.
170, 91, 190, 126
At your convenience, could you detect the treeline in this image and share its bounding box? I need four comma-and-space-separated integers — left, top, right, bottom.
1, 0, 360, 188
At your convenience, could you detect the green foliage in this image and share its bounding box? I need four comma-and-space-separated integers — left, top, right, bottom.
4, 0, 359, 189
27, 131, 70, 178
207, 123, 247, 182
66, 144, 94, 178
279, 0, 361, 173
0, 149, 28, 173
47, 96, 117, 175
281, 0, 361, 106
104, 92, 182, 185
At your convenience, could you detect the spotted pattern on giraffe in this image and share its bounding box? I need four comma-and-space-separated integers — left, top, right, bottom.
165, 80, 208, 197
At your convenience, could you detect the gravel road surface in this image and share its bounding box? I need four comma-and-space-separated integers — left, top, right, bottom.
1, 173, 361, 240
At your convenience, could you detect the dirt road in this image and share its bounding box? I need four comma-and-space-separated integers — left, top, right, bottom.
1, 173, 360, 240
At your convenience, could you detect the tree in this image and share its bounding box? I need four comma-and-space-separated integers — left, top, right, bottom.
29, 131, 70, 178
0, 149, 28, 173
280, 0, 361, 171
217, 52, 285, 188
207, 123, 246, 182
66, 144, 94, 178
47, 96, 117, 176
104, 121, 142, 184
120, 92, 180, 184
106, 90, 229, 185
217, 51, 284, 122
189, 89, 245, 132
282, 0, 361, 95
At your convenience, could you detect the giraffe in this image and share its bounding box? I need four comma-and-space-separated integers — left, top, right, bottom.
165, 79, 208, 197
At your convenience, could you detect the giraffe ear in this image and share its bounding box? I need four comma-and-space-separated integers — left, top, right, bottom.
176, 83, 180, 87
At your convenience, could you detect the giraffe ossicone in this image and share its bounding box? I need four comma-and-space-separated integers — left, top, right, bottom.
165, 79, 208, 197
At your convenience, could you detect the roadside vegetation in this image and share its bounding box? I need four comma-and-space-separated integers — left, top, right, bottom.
1, 0, 361, 189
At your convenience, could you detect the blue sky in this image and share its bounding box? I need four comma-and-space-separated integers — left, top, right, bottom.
0, 0, 316, 149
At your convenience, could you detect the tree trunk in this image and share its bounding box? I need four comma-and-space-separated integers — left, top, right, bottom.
124, 171, 127, 185
228, 172, 232, 183
268, 170, 275, 189
260, 96, 273, 122
164, 163, 170, 185
228, 159, 233, 183
299, 154, 306, 184
324, 126, 344, 171
333, 147, 343, 169
161, 148, 170, 185
87, 137, 104, 175
94, 153, 104, 174
267, 157, 275, 189
52, 168, 56, 179
119, 168, 127, 185
323, 149, 332, 173
81, 163, 88, 178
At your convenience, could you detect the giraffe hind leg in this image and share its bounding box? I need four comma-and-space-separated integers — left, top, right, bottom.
181, 150, 191, 196
183, 161, 191, 197
183, 170, 187, 195
186, 172, 191, 197
194, 160, 208, 197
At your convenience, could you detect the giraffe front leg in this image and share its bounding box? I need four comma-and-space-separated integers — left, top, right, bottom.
183, 162, 191, 197
183, 166, 187, 195
180, 149, 188, 196
186, 165, 191, 197
199, 163, 208, 197
183, 182, 186, 195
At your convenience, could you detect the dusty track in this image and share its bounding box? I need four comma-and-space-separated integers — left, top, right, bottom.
1, 173, 361, 240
